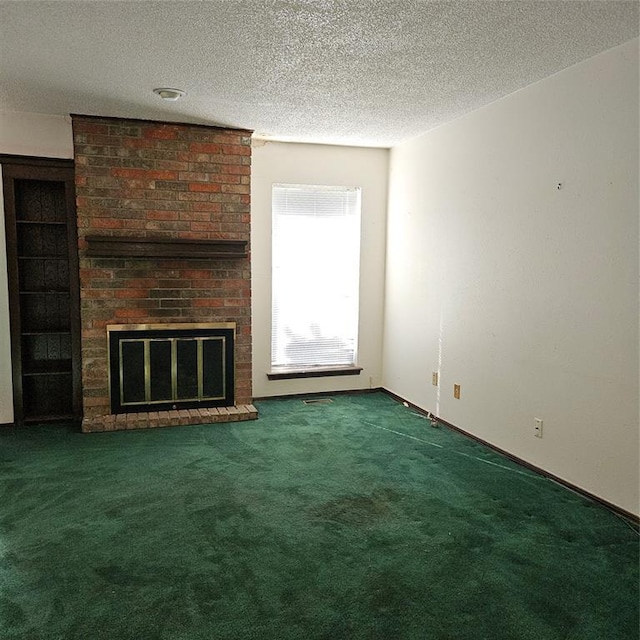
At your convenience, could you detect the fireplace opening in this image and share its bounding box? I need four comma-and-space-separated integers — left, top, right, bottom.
107, 323, 235, 414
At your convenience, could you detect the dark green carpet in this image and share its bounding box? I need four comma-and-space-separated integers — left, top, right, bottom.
0, 392, 637, 639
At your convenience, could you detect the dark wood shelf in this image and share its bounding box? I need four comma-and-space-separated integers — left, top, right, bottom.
85, 235, 248, 259
22, 330, 71, 336
18, 255, 68, 260
23, 414, 75, 423
16, 220, 66, 226
23, 360, 73, 376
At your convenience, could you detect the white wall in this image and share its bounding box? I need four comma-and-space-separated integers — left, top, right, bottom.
0, 111, 73, 424
0, 170, 12, 424
383, 39, 639, 515
251, 140, 389, 398
0, 111, 74, 159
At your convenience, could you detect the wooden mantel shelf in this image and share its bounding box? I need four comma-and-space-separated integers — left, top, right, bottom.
85, 235, 248, 259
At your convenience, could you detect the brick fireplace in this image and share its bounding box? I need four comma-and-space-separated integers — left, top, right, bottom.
72, 115, 255, 432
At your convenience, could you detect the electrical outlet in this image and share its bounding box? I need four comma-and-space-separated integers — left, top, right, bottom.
453, 384, 461, 399
432, 372, 438, 386
534, 418, 543, 438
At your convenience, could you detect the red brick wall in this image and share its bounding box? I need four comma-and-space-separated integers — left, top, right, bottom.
72, 115, 252, 419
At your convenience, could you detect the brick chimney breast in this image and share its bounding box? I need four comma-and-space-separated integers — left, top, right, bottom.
72, 116, 253, 429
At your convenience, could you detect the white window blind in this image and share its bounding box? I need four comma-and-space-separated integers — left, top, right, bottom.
271, 184, 361, 371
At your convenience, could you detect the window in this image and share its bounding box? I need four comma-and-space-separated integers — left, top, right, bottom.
271, 184, 361, 375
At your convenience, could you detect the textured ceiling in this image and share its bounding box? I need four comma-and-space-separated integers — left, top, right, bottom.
0, 1, 637, 148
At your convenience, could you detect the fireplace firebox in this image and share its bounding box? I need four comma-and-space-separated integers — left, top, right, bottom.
107, 323, 235, 414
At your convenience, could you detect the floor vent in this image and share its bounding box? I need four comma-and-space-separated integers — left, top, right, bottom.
303, 398, 333, 405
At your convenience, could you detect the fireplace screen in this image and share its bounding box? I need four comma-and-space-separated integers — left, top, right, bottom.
107, 323, 235, 414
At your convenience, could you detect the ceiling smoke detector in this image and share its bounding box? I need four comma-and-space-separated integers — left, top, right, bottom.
153, 87, 186, 101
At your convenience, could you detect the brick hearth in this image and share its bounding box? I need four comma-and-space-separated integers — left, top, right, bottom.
82, 405, 258, 433
72, 115, 254, 432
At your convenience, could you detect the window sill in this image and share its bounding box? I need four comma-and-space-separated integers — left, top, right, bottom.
267, 366, 363, 381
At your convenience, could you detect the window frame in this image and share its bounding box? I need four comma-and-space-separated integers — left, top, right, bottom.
269, 183, 363, 380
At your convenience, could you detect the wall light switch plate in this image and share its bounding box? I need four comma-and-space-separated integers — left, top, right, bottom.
432, 372, 438, 386
453, 384, 461, 399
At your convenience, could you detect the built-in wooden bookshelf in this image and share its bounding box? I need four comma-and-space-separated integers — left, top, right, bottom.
1, 157, 81, 426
